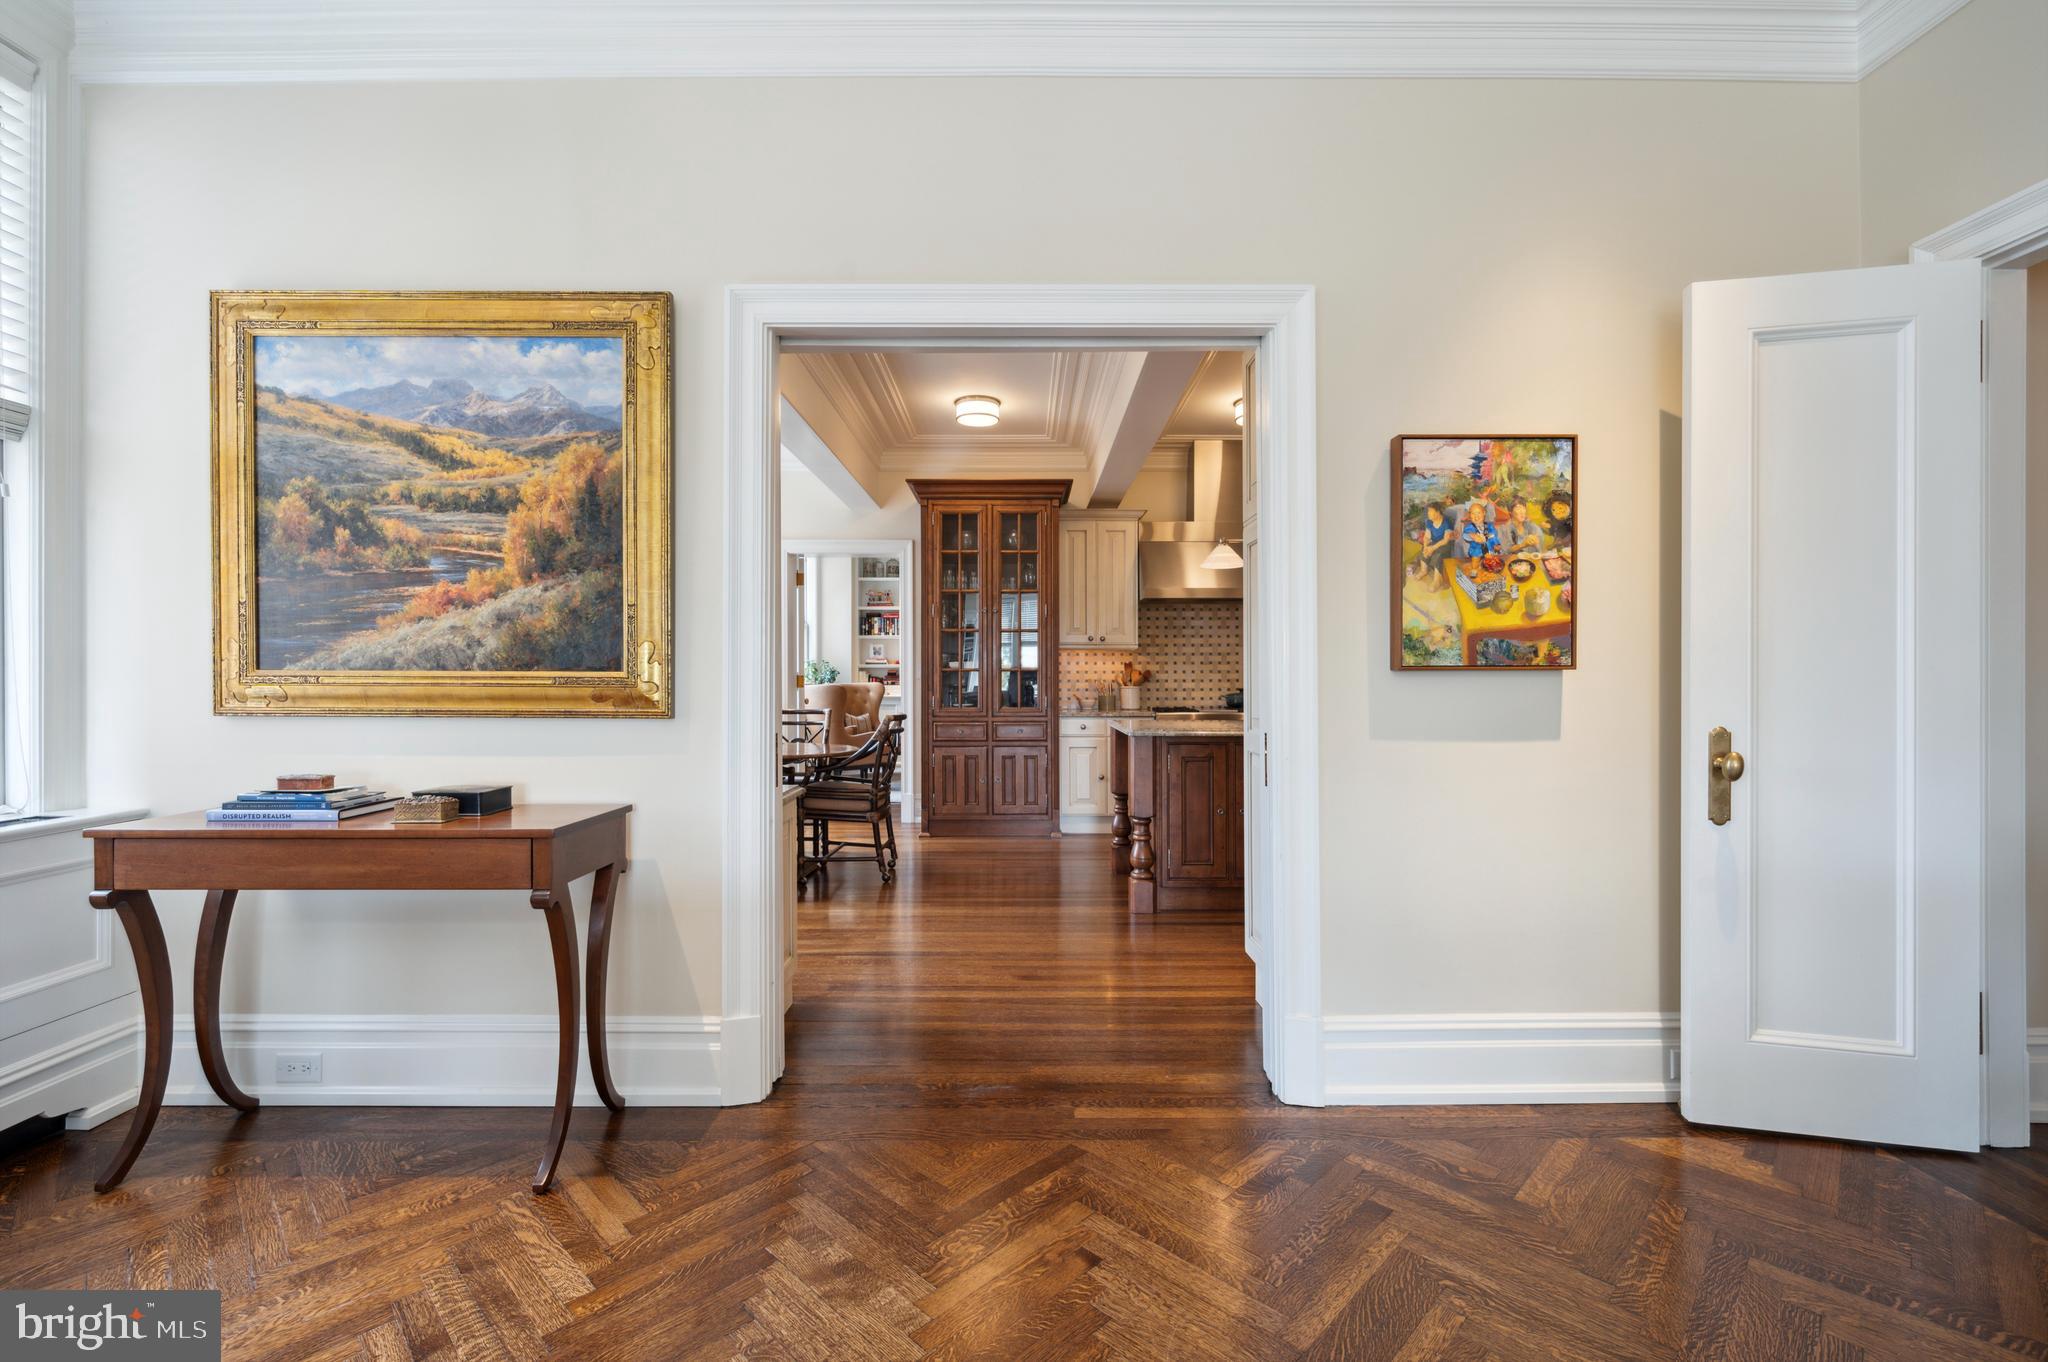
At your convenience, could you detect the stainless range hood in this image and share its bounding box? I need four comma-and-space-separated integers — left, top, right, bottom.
1138, 437, 1243, 599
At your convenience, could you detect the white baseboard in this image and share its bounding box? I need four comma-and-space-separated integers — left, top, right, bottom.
2030, 1028, 2048, 1122
1324, 1012, 1679, 1105
163, 1013, 722, 1107
0, 997, 144, 1132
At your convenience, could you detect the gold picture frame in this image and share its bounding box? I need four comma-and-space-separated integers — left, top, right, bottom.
211, 290, 673, 716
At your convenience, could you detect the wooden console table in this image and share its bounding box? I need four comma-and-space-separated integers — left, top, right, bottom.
83, 803, 630, 1195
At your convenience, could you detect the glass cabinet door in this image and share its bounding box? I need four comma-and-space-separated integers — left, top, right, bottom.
935, 510, 982, 710
994, 508, 1044, 710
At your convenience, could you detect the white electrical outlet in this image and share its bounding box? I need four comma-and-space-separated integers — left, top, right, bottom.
276, 1053, 323, 1084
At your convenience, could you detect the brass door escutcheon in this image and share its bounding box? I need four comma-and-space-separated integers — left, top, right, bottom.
1708, 726, 1746, 825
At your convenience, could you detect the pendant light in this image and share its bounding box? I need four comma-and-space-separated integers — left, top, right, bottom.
1232, 397, 1245, 427
1200, 539, 1244, 570
954, 395, 1001, 428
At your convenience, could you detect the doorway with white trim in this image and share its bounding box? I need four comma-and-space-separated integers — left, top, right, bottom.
724, 286, 1324, 1109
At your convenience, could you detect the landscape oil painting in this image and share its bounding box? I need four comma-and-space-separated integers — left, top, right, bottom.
1393, 435, 1576, 671
254, 334, 625, 671
212, 292, 672, 716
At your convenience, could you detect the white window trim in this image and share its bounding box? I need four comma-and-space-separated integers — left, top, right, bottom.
0, 2, 84, 816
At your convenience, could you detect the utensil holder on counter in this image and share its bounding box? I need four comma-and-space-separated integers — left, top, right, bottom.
1120, 685, 1142, 710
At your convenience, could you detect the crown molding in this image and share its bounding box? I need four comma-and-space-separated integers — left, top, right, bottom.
876, 448, 1094, 475
794, 350, 1140, 462
1854, 0, 1971, 76
3, 0, 75, 64
68, 0, 1975, 85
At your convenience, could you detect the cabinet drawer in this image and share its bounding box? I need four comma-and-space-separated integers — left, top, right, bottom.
931, 720, 988, 742
992, 721, 1047, 742
1060, 717, 1103, 736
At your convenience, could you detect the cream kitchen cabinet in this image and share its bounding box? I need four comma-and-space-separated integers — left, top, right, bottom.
1058, 717, 1111, 819
1057, 511, 1142, 649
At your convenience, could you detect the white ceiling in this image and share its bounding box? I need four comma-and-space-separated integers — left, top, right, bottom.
886, 351, 1064, 440
1164, 352, 1248, 441
68, 0, 1971, 84
781, 347, 1247, 505
791, 350, 1146, 468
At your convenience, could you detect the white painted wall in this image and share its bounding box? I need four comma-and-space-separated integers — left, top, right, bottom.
82, 76, 1863, 1048
810, 554, 856, 683
2031, 263, 2047, 1028
1857, 0, 2048, 264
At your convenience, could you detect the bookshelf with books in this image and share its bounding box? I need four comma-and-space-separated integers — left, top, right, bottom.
855, 555, 904, 712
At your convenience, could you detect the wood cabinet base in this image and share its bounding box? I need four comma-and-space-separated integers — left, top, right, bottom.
1110, 729, 1244, 914
923, 815, 1060, 837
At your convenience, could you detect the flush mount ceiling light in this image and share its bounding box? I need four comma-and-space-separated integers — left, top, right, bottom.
1201, 538, 1245, 571
954, 394, 1001, 428
1233, 397, 1245, 427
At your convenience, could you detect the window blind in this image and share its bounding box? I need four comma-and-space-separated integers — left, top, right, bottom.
0, 44, 33, 443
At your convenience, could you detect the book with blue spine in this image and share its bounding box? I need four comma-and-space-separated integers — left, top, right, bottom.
206, 799, 397, 823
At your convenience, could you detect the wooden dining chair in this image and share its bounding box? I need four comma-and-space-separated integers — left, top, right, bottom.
797, 714, 904, 891
780, 708, 827, 786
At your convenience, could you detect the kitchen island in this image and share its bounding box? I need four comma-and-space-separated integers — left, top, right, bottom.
1107, 715, 1244, 913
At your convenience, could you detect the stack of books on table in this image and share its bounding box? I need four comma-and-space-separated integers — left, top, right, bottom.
206, 780, 398, 824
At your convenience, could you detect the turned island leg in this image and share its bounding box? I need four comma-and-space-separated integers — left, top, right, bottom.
1126, 732, 1156, 914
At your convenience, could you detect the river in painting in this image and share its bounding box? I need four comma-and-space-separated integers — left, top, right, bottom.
257, 545, 503, 668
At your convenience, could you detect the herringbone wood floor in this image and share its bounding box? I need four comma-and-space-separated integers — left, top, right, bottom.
2, 830, 2044, 1360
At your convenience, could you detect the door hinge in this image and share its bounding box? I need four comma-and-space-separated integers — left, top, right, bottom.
1979, 991, 1985, 1055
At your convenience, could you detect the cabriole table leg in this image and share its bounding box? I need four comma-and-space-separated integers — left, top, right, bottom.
91, 889, 173, 1192
531, 886, 581, 1193
193, 889, 259, 1111
584, 863, 625, 1113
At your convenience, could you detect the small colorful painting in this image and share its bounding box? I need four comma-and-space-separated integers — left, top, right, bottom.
1393, 435, 1576, 670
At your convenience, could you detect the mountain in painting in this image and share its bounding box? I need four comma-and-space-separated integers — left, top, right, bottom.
328, 377, 476, 419
413, 382, 620, 438
325, 378, 619, 438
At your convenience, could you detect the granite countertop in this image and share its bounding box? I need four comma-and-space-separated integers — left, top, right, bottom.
1107, 715, 1246, 737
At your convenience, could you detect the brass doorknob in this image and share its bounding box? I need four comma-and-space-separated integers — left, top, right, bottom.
1713, 751, 1746, 782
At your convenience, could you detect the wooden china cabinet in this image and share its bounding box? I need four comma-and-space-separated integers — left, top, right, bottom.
909, 479, 1070, 836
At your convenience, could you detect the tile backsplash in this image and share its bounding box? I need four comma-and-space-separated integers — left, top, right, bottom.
1059, 599, 1244, 710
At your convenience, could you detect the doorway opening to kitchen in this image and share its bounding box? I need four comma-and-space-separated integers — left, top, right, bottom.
726, 285, 1323, 1107
777, 345, 1259, 1100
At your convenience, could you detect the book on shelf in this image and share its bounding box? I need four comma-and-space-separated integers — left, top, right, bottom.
206, 800, 398, 824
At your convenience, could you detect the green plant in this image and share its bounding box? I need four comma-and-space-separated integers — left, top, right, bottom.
804, 659, 840, 684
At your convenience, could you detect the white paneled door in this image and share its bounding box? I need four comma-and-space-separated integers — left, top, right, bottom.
1681, 262, 1985, 1150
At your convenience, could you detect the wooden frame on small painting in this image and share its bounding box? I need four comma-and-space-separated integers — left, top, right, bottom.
1391, 433, 1576, 671
210, 290, 673, 716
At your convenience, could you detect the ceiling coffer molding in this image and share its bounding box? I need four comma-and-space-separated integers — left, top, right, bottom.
71, 0, 1973, 84
791, 350, 1140, 463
